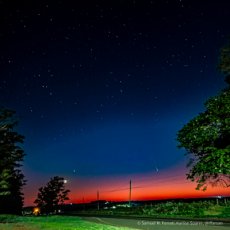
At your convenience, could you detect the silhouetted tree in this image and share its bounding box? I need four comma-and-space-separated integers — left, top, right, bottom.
34, 176, 70, 214
177, 44, 230, 191
218, 41, 230, 84
0, 107, 26, 214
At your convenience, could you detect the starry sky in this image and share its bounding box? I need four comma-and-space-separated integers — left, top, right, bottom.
1, 0, 230, 206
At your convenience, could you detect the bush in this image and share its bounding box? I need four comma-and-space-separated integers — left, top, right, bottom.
140, 201, 220, 217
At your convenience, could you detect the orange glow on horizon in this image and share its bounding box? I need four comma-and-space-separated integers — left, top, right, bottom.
23, 165, 230, 206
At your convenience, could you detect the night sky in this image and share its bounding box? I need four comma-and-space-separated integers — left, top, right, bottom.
1, 0, 230, 205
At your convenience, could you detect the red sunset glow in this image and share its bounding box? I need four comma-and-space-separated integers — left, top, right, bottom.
23, 164, 230, 206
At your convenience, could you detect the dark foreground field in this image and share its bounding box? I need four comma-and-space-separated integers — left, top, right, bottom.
84, 216, 230, 230
0, 215, 230, 230
2, 200, 229, 229
0, 215, 133, 230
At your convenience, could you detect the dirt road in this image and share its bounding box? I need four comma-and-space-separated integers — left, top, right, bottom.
83, 216, 230, 230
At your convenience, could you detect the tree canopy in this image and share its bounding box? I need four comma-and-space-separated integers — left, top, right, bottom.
218, 42, 230, 84
34, 176, 70, 214
177, 44, 230, 191
0, 107, 26, 214
177, 89, 230, 190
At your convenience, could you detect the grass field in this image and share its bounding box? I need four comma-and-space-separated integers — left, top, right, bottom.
73, 201, 230, 219
0, 215, 135, 230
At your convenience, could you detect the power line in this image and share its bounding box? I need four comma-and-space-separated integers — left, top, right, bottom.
100, 177, 191, 194
100, 174, 187, 194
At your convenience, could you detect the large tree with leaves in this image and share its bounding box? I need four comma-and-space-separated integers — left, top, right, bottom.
177, 44, 230, 191
34, 176, 70, 214
0, 108, 26, 214
218, 42, 230, 84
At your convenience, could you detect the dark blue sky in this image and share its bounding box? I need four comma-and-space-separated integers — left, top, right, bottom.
1, 0, 230, 202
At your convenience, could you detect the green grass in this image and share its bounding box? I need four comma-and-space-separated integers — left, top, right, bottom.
0, 215, 135, 230
75, 200, 230, 219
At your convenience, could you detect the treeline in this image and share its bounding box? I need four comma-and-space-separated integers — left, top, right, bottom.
63, 199, 230, 218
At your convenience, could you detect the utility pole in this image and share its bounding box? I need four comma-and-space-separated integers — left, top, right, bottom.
97, 190, 100, 211
82, 197, 85, 211
129, 179, 132, 207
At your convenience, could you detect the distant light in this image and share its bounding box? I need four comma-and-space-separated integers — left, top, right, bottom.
33, 207, 40, 216
64, 179, 68, 184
